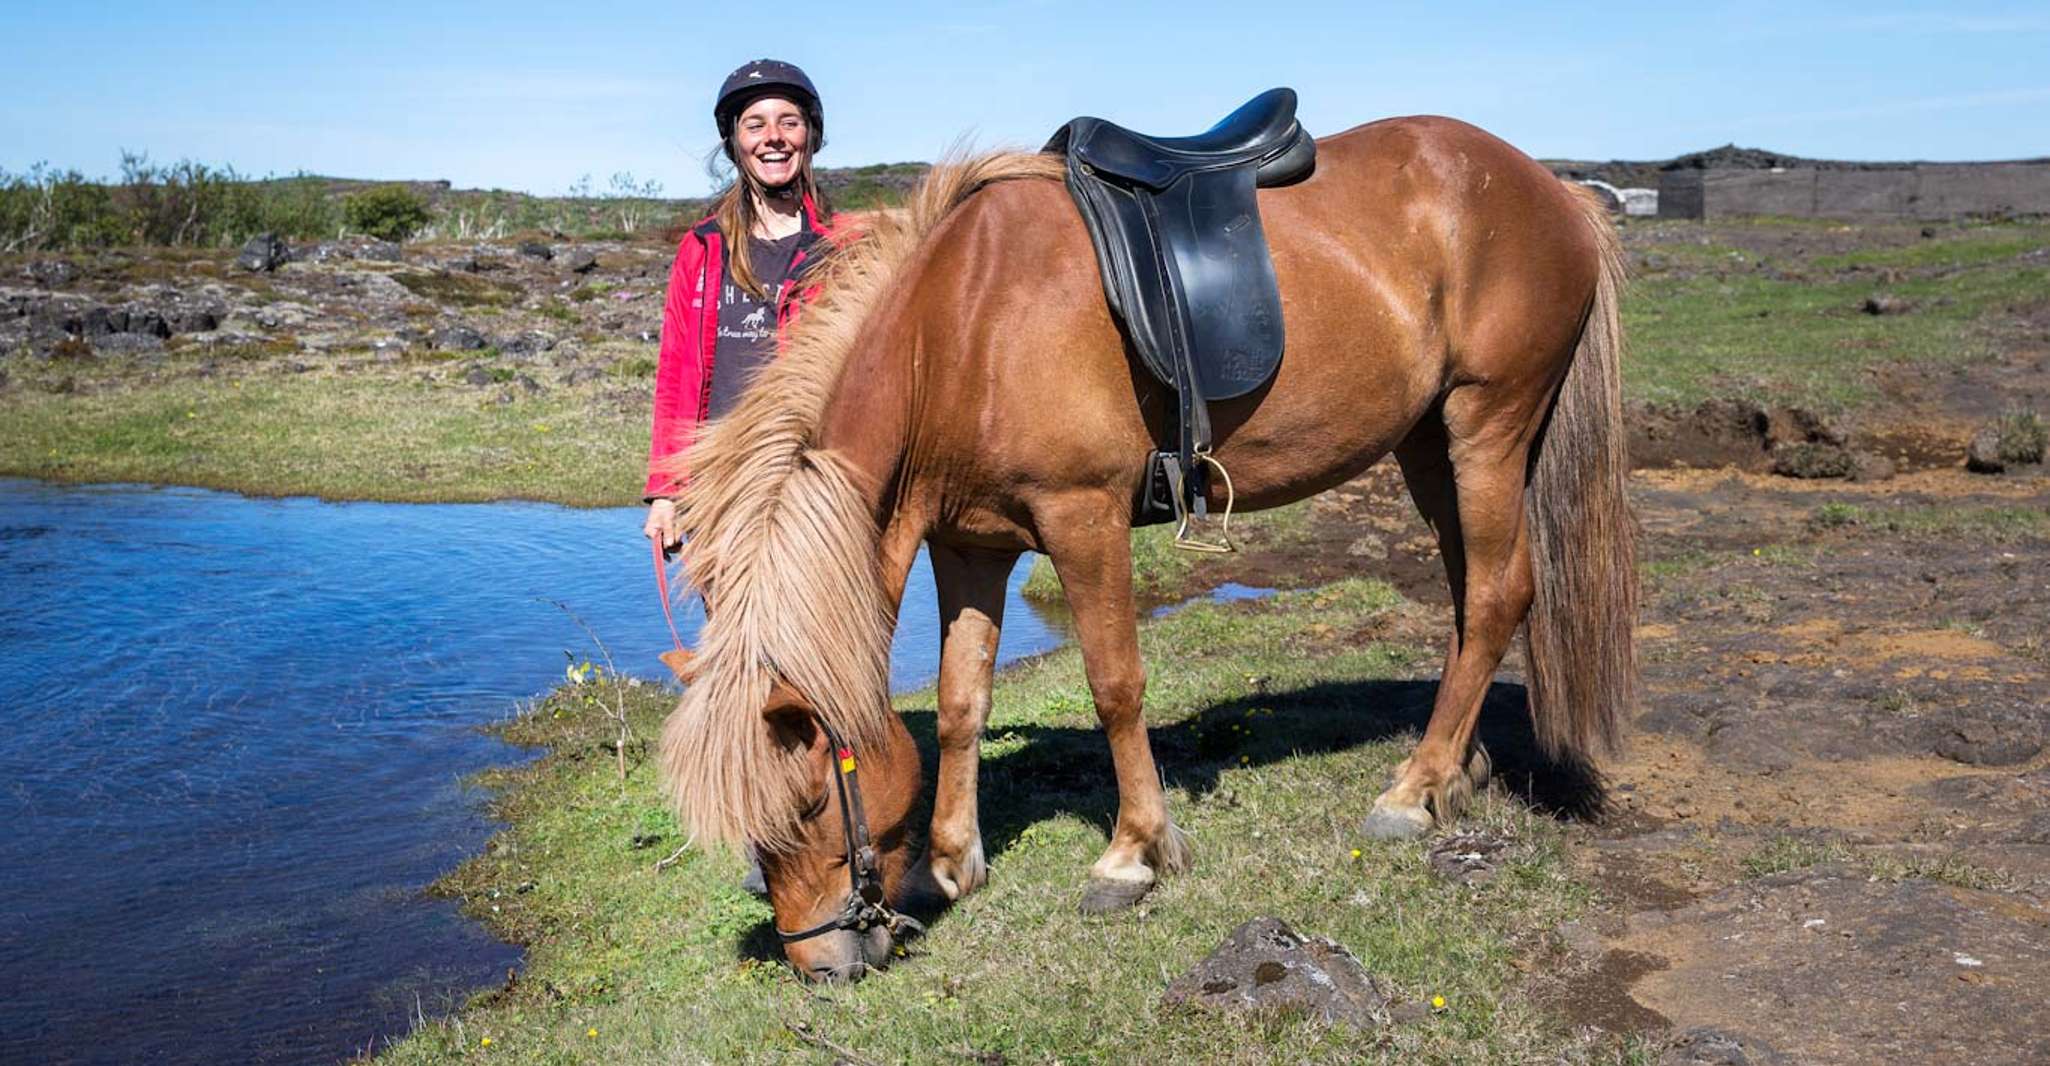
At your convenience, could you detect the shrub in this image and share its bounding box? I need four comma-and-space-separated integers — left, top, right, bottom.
343, 185, 432, 242
1996, 409, 2046, 465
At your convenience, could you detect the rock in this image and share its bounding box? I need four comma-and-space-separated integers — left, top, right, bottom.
560, 366, 605, 386
433, 324, 488, 351
563, 249, 598, 274
514, 373, 542, 393
1770, 442, 1852, 479
78, 305, 120, 336
518, 241, 554, 261
1427, 831, 1511, 885
500, 330, 557, 356
1919, 226, 1938, 239
24, 259, 79, 287
1161, 917, 1392, 1028
1933, 724, 2043, 767
1762, 406, 1845, 448
1861, 294, 1911, 315
1966, 428, 2006, 473
1846, 451, 1895, 482
236, 233, 290, 273
360, 240, 403, 262
92, 333, 164, 356
462, 367, 493, 387
1660, 1026, 1790, 1066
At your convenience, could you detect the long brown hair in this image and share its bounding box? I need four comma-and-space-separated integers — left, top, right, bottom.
711, 111, 831, 300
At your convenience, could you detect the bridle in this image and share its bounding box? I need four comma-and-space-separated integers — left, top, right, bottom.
773, 715, 923, 945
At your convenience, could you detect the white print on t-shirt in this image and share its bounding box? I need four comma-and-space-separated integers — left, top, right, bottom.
740, 306, 768, 330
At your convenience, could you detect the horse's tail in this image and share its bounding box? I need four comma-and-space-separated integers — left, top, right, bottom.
1523, 188, 1636, 761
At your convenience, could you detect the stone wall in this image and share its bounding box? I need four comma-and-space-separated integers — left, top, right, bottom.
1658, 163, 2050, 220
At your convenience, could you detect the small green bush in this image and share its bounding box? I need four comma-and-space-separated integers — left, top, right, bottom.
343, 185, 432, 242
1996, 409, 2047, 465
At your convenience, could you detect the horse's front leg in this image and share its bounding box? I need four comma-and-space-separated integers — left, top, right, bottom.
922, 544, 1019, 901
1037, 492, 1192, 913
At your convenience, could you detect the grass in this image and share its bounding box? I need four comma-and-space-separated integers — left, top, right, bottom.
1741, 835, 2012, 892
1621, 219, 2050, 410
1805, 502, 2050, 541
0, 349, 649, 505
377, 579, 1624, 1064
1020, 499, 1319, 604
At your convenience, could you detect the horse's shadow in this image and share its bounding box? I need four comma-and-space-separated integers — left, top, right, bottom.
735, 675, 1604, 962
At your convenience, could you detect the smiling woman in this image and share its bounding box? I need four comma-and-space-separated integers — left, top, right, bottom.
641, 58, 842, 549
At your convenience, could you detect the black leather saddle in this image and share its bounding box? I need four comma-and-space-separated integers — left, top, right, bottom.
1045, 88, 1316, 541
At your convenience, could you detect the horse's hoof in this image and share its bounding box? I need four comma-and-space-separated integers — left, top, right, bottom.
1360, 801, 1433, 840
1077, 876, 1153, 915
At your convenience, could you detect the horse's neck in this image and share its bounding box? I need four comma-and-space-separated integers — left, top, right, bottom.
815, 327, 925, 615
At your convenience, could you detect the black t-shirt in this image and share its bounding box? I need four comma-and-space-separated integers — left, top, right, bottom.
707, 231, 805, 419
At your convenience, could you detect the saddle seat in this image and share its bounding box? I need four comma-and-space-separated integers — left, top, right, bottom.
1045, 88, 1317, 541
1062, 88, 1318, 191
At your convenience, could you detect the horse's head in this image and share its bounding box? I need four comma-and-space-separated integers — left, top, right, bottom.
665, 648, 926, 982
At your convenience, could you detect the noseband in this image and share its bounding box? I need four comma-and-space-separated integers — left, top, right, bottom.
773, 716, 923, 945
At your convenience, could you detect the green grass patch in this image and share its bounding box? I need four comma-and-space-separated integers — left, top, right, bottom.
1804, 502, 2050, 541
1743, 835, 2011, 891
1810, 224, 2050, 272
1021, 499, 1319, 604
393, 269, 524, 308
383, 579, 1616, 1063
0, 353, 645, 505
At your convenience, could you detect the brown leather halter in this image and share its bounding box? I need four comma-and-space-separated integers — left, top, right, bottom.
773, 715, 923, 945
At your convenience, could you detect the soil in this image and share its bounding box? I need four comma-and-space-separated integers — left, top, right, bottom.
1163, 343, 2050, 1063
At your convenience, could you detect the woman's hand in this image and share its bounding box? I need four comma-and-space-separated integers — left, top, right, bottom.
643, 498, 682, 555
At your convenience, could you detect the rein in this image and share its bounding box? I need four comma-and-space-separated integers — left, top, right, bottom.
651, 537, 687, 655
773, 715, 923, 945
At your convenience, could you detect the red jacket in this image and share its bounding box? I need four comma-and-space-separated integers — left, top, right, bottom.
643, 197, 838, 499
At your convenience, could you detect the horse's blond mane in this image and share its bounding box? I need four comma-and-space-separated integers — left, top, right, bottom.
658, 149, 1065, 853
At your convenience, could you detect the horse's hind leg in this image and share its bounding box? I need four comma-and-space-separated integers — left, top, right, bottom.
920, 544, 1019, 902
1035, 492, 1192, 913
1363, 388, 1541, 838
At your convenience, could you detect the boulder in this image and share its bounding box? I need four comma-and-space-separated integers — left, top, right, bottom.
1161, 917, 1392, 1028
1966, 428, 2005, 473
517, 241, 554, 261
1861, 294, 1911, 315
1770, 442, 1853, 479
24, 259, 79, 287
563, 249, 599, 274
433, 323, 488, 351
236, 233, 290, 273
360, 240, 403, 262
1846, 452, 1895, 482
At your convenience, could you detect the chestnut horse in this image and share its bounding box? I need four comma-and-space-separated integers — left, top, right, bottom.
659, 117, 1635, 981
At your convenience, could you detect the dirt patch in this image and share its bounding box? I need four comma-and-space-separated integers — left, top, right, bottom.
1612, 869, 2050, 1065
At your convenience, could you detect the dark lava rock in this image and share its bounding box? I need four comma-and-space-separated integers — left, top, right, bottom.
1770, 442, 1852, 479
1933, 723, 2043, 768
1661, 1026, 1790, 1066
1847, 451, 1895, 482
462, 367, 493, 387
24, 259, 79, 287
1966, 428, 2006, 473
236, 233, 290, 273
1861, 294, 1911, 315
500, 330, 556, 356
563, 249, 598, 274
1426, 831, 1511, 885
517, 241, 554, 261
1161, 917, 1391, 1028
92, 333, 164, 356
360, 240, 403, 262
433, 324, 488, 351
514, 373, 541, 393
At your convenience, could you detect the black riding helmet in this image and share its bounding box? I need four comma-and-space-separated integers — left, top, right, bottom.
714, 59, 825, 158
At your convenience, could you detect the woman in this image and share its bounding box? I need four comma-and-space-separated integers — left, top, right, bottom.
643, 58, 838, 550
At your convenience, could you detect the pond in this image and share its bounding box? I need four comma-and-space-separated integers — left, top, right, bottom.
0, 479, 1065, 1065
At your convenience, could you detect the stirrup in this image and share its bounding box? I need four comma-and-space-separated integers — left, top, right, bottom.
1172, 453, 1237, 554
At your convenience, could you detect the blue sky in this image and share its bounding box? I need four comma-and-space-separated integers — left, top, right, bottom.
3, 2, 2046, 196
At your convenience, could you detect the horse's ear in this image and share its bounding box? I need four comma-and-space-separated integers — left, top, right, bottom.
762, 680, 823, 750
660, 648, 699, 683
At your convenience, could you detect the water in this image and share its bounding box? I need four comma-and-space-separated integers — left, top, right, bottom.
0, 479, 1064, 1064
